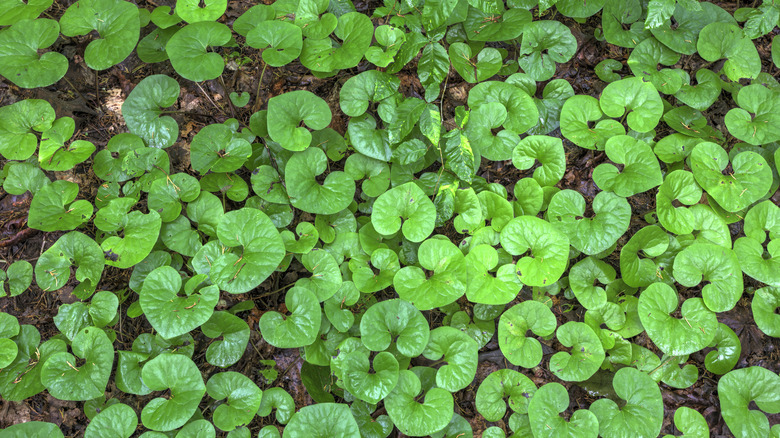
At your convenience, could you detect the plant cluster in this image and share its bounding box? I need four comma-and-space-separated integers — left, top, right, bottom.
0, 0, 780, 436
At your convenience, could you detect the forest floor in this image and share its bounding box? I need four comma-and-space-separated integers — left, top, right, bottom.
1, 0, 780, 436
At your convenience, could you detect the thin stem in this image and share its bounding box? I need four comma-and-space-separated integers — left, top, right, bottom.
253, 61, 268, 113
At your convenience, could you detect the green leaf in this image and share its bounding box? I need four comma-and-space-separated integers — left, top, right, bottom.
528, 383, 599, 438
28, 180, 93, 231
139, 267, 219, 339
568, 257, 616, 309
283, 403, 361, 438
547, 190, 630, 255
512, 135, 565, 187
59, 0, 139, 70
0, 326, 66, 401
342, 350, 399, 404
663, 407, 709, 438
517, 20, 577, 81
394, 238, 467, 310
444, 129, 476, 183
690, 142, 771, 212
166, 22, 231, 81
500, 216, 569, 287
385, 370, 454, 437
84, 403, 138, 438
705, 323, 741, 375
365, 25, 405, 67
656, 170, 703, 235
753, 287, 780, 338
592, 135, 663, 197
121, 75, 180, 149
341, 70, 401, 119
191, 123, 252, 174
718, 367, 780, 438
589, 367, 663, 438
651, 2, 733, 55
0, 0, 53, 25
246, 21, 303, 67
5, 260, 32, 297
207, 372, 263, 431
549, 322, 605, 382
41, 327, 114, 401
499, 300, 556, 368
697, 22, 761, 82
0, 422, 64, 438
204, 208, 285, 293
735, 201, 780, 287
465, 244, 521, 305
268, 90, 332, 151
38, 117, 96, 171
257, 387, 295, 424
724, 84, 780, 146
259, 287, 321, 348
299, 12, 372, 72
600, 76, 664, 133
560, 95, 624, 150
97, 198, 162, 269
673, 243, 743, 313
0, 19, 68, 88
449, 42, 502, 83
476, 369, 536, 421
372, 182, 436, 242
285, 147, 354, 214
35, 232, 104, 296
424, 326, 478, 392
141, 354, 206, 431
627, 37, 685, 94
176, 0, 226, 23
0, 99, 55, 161
418, 43, 450, 102
202, 311, 250, 368
638, 282, 717, 356
360, 299, 429, 357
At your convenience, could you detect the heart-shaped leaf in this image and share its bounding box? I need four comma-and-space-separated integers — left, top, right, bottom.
59, 0, 139, 70
385, 370, 454, 437
207, 372, 263, 431
0, 99, 55, 161
41, 327, 114, 401
718, 367, 780, 438
360, 299, 429, 357
246, 20, 303, 67
140, 353, 206, 431
202, 311, 250, 368
268, 90, 332, 151
449, 42, 502, 83
638, 282, 717, 356
592, 135, 663, 197
547, 190, 630, 255
697, 22, 761, 82
121, 75, 180, 149
176, 0, 226, 23
139, 267, 219, 339
589, 367, 663, 438
600, 76, 664, 133
549, 321, 605, 382
0, 19, 68, 88
259, 286, 321, 348
517, 20, 577, 82
528, 382, 599, 438
283, 403, 360, 438
499, 300, 557, 368
285, 147, 354, 214
166, 22, 231, 81
673, 243, 743, 313
500, 216, 569, 287
393, 238, 467, 310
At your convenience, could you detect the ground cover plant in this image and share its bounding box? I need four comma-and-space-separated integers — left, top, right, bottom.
0, 0, 779, 436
